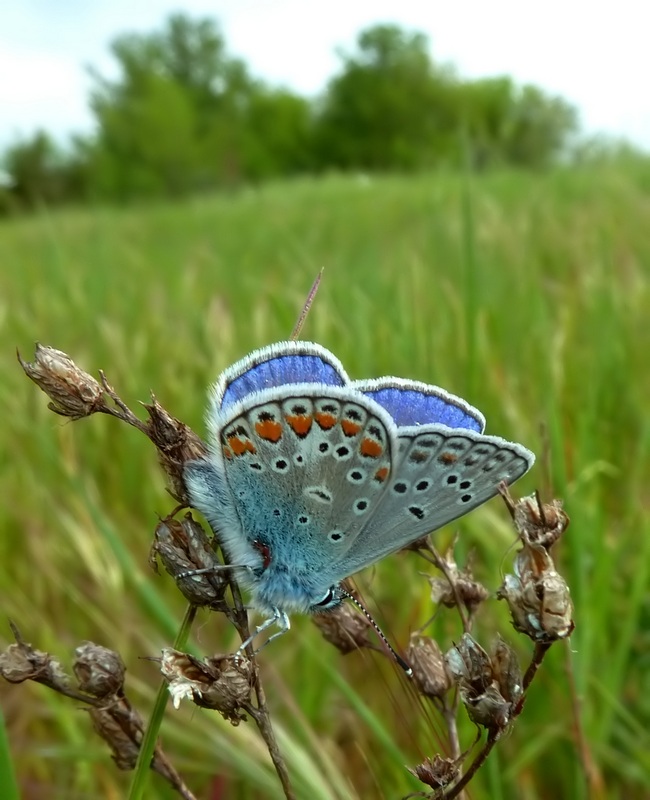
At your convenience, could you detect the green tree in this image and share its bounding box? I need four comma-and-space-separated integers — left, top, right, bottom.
315, 23, 579, 173
88, 14, 315, 198
89, 14, 259, 197
244, 88, 314, 179
505, 84, 578, 167
458, 77, 578, 169
3, 131, 67, 208
314, 24, 460, 171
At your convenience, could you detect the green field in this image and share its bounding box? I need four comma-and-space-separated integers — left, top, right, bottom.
1, 163, 649, 799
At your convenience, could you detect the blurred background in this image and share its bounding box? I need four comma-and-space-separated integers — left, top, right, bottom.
1, 2, 649, 799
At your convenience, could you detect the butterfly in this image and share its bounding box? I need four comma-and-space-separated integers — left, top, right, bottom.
184, 341, 534, 649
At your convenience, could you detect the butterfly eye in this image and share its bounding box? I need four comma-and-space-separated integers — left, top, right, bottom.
312, 587, 339, 610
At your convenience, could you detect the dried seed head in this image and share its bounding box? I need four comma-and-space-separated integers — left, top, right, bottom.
491, 636, 523, 707
406, 635, 452, 699
500, 485, 570, 550
514, 493, 570, 549
150, 514, 227, 607
464, 683, 513, 730
498, 541, 573, 642
73, 643, 126, 698
88, 699, 142, 770
408, 754, 459, 789
18, 344, 105, 419
445, 633, 522, 732
426, 546, 489, 614
312, 600, 373, 654
0, 641, 67, 686
160, 649, 252, 724
142, 398, 209, 501
445, 633, 493, 694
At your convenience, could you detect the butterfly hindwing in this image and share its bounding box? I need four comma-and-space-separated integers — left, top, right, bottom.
334, 425, 535, 578
352, 377, 486, 432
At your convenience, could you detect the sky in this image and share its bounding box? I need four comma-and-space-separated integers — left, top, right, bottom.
1, 0, 648, 151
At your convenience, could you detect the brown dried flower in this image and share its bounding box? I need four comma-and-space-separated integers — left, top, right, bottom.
73, 643, 126, 699
0, 639, 68, 687
150, 514, 227, 608
142, 397, 208, 501
408, 754, 459, 789
425, 545, 489, 615
501, 486, 570, 550
18, 344, 105, 419
406, 635, 452, 700
160, 649, 253, 724
88, 696, 144, 771
498, 541, 573, 642
312, 601, 374, 655
445, 633, 522, 732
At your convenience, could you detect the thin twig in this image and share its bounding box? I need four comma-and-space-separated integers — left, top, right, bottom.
419, 545, 471, 632
563, 640, 606, 799
228, 577, 295, 799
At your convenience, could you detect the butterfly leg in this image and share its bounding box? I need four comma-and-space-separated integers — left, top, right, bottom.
237, 608, 290, 655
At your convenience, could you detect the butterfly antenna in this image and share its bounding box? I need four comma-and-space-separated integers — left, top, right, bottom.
290, 268, 324, 340
340, 587, 412, 676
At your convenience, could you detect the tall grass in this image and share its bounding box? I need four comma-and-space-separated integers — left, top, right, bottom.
1, 161, 649, 798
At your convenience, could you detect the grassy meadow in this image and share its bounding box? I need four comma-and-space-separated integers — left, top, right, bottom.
1, 162, 649, 799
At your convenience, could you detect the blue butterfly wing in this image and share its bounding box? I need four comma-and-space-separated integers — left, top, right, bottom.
329, 383, 534, 579
352, 377, 485, 432
186, 343, 535, 603
212, 386, 395, 564
185, 343, 400, 610
213, 341, 349, 412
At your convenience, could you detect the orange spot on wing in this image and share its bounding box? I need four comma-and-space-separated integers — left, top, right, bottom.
374, 466, 389, 483
341, 419, 362, 437
229, 436, 257, 456
439, 452, 458, 464
223, 446, 233, 460
315, 411, 336, 429
255, 419, 282, 442
360, 437, 383, 458
287, 414, 313, 436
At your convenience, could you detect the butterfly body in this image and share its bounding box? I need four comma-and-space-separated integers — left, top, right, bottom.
184, 341, 534, 624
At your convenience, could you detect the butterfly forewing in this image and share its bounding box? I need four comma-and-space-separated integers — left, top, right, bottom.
213, 341, 350, 413
218, 387, 396, 571
334, 426, 534, 577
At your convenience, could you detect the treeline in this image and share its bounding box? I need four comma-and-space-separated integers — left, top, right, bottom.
1, 16, 581, 213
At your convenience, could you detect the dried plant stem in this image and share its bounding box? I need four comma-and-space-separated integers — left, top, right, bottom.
228, 575, 296, 799
441, 701, 462, 761
419, 549, 471, 632
440, 700, 467, 800
443, 641, 551, 799
3, 623, 196, 800
564, 640, 606, 799
128, 605, 198, 800
442, 733, 498, 800
17, 345, 295, 800
515, 641, 551, 712
99, 372, 150, 433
